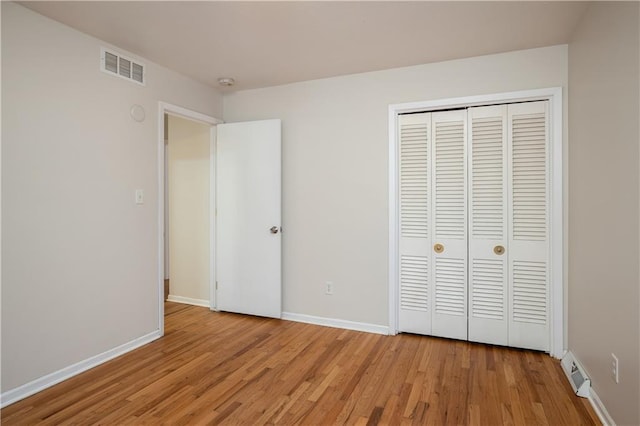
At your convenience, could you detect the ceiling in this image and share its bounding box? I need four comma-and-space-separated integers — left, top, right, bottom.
20, 1, 589, 92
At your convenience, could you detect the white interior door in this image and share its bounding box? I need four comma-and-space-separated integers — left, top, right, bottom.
431, 110, 468, 340
396, 102, 550, 351
468, 105, 509, 345
507, 101, 549, 351
216, 119, 282, 318
398, 112, 432, 335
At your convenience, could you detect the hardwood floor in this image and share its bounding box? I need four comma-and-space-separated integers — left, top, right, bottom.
2, 303, 599, 425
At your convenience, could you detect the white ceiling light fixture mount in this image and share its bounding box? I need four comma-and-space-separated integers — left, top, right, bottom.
217, 77, 235, 87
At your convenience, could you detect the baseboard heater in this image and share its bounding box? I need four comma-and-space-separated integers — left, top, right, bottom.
561, 351, 591, 398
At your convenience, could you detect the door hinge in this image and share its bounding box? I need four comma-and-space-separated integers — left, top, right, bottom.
216, 281, 218, 290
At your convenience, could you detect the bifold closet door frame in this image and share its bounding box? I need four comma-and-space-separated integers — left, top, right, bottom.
388, 88, 564, 358
399, 104, 549, 348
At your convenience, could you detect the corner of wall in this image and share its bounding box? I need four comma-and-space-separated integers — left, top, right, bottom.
567, 2, 640, 425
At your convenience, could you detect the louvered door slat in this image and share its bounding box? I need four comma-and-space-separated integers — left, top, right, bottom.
435, 258, 466, 315
400, 122, 429, 239
398, 113, 432, 335
508, 101, 549, 351
434, 120, 466, 240
471, 259, 505, 320
431, 110, 467, 340
401, 255, 429, 311
512, 112, 547, 241
468, 105, 508, 346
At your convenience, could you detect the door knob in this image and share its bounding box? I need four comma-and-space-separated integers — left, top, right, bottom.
270, 226, 279, 234
494, 245, 505, 255
434, 243, 444, 253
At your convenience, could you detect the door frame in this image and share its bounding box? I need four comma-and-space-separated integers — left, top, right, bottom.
157, 102, 223, 335
388, 87, 565, 358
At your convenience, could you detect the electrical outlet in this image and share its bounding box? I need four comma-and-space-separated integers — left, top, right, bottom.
611, 353, 619, 384
325, 281, 333, 295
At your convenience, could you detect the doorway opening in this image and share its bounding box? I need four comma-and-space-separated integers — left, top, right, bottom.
165, 114, 211, 306
158, 102, 222, 335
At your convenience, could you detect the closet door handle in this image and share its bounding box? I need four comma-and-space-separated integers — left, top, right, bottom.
494, 245, 505, 255
434, 243, 444, 253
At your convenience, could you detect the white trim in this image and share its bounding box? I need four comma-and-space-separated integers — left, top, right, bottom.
209, 124, 217, 311
282, 312, 389, 335
158, 102, 222, 336
588, 388, 616, 426
167, 295, 210, 308
388, 88, 565, 358
548, 88, 564, 358
159, 102, 222, 126
157, 104, 166, 336
0, 330, 161, 408
164, 141, 170, 280
388, 109, 400, 338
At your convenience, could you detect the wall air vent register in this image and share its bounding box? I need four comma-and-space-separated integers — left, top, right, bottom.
100, 47, 145, 85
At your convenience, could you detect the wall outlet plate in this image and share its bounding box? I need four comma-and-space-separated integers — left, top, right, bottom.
325, 281, 333, 295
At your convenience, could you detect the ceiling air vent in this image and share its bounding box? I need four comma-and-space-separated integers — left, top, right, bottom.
100, 47, 145, 85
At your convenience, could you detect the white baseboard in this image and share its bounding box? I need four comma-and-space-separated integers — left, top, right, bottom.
0, 330, 161, 408
167, 294, 209, 307
588, 387, 616, 426
282, 312, 389, 335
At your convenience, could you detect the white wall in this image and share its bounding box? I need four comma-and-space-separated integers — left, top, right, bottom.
1, 2, 222, 393
224, 45, 568, 326
167, 115, 211, 304
568, 3, 640, 425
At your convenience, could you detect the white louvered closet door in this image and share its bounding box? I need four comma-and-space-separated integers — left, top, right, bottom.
468, 105, 509, 346
507, 101, 550, 351
397, 102, 550, 352
398, 113, 432, 335
430, 110, 468, 340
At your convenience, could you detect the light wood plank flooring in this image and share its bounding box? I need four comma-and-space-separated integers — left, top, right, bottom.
1, 302, 599, 425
